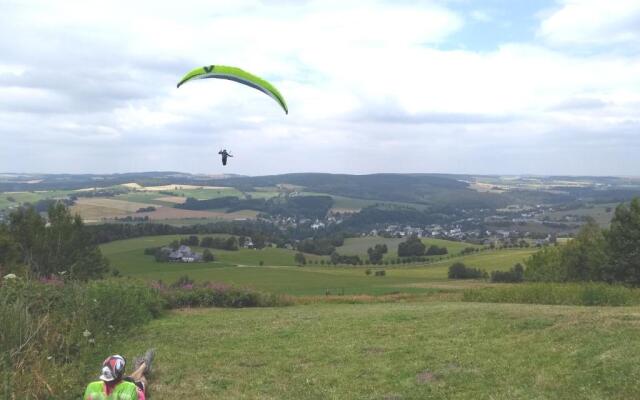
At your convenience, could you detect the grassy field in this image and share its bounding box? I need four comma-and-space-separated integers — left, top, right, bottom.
547, 203, 618, 227
101, 236, 534, 296
114, 192, 179, 206
115, 302, 640, 399
0, 190, 71, 210
336, 236, 483, 259
170, 187, 244, 200
96, 236, 634, 399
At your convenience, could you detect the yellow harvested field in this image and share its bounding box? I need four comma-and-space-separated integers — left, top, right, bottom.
69, 197, 257, 223
71, 198, 159, 221
469, 182, 505, 193
75, 198, 157, 211
155, 196, 187, 204
120, 182, 144, 189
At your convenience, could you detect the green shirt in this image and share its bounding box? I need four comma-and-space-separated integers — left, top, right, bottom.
84, 380, 139, 400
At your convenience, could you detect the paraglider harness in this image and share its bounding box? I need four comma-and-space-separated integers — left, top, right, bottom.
218, 149, 233, 166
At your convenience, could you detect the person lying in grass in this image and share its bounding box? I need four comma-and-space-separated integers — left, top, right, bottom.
84, 350, 154, 400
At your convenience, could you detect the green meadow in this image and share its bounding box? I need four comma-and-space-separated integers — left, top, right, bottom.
118, 302, 640, 399
101, 235, 534, 296
336, 236, 484, 259
0, 190, 72, 210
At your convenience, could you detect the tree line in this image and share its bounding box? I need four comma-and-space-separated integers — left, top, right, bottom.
524, 198, 640, 285
85, 219, 285, 246
0, 204, 109, 280
176, 195, 334, 219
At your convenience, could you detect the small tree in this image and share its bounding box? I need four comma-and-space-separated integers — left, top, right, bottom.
367, 244, 388, 264
448, 262, 485, 279
203, 249, 214, 262
398, 235, 425, 257
294, 252, 307, 266
606, 198, 640, 285
490, 263, 524, 283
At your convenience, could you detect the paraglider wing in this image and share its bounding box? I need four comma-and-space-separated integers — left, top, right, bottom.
177, 65, 288, 114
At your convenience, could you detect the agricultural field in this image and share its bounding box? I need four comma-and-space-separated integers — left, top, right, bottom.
70, 198, 158, 221
0, 190, 71, 210
101, 236, 534, 296
114, 192, 179, 206
546, 203, 619, 227
136, 207, 258, 221
246, 187, 282, 199
70, 197, 258, 223
329, 195, 379, 212
117, 302, 640, 399
168, 187, 244, 200
116, 185, 244, 201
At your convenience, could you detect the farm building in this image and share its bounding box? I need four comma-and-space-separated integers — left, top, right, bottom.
165, 245, 202, 263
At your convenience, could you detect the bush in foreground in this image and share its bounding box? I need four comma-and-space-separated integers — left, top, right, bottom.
0, 277, 164, 398
463, 282, 640, 306
154, 280, 292, 308
491, 264, 524, 283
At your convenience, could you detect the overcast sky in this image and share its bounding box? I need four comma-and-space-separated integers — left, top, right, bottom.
0, 0, 639, 176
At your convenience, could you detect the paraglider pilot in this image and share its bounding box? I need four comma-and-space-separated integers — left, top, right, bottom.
218, 149, 233, 166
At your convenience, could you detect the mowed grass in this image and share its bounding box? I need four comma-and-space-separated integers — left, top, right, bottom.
116, 302, 640, 399
101, 236, 534, 296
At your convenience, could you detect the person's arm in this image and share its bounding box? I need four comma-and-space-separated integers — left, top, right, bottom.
228, 153, 233, 157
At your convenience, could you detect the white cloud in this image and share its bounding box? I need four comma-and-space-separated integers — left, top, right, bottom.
539, 0, 640, 45
470, 10, 492, 22
0, 0, 639, 175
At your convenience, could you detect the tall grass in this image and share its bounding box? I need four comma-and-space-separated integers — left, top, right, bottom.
0, 274, 295, 398
155, 281, 293, 308
463, 282, 640, 306
0, 277, 164, 399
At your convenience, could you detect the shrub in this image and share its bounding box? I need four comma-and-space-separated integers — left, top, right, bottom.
448, 262, 486, 279
365, 269, 372, 275
374, 270, 386, 276
491, 263, 524, 283
170, 275, 194, 289
180, 235, 200, 246
367, 244, 388, 264
203, 249, 215, 262
463, 282, 640, 306
426, 245, 448, 256
398, 235, 425, 257
158, 280, 291, 308
524, 245, 565, 282
0, 277, 164, 398
294, 252, 307, 265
